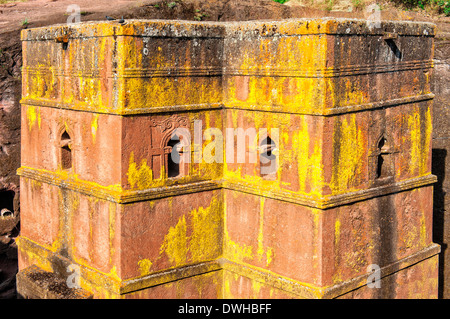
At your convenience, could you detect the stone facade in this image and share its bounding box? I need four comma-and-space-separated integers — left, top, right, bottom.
431, 30, 450, 299
16, 18, 439, 298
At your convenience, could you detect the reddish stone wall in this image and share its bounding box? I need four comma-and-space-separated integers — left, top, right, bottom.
13, 18, 442, 299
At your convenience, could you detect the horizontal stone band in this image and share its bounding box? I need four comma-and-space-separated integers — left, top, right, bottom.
20, 93, 434, 117
17, 166, 437, 209
16, 235, 440, 298
22, 59, 433, 79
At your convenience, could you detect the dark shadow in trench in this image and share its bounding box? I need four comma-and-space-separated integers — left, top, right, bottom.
0, 189, 19, 299
432, 148, 447, 299
385, 39, 403, 60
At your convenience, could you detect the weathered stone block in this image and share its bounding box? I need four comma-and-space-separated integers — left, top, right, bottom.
16, 264, 92, 299
17, 18, 439, 299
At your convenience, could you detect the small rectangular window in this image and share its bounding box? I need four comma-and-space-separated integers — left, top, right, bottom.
61, 131, 72, 170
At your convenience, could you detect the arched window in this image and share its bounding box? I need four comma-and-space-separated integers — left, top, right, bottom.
375, 136, 393, 179
260, 136, 277, 179
167, 135, 181, 178
61, 131, 72, 170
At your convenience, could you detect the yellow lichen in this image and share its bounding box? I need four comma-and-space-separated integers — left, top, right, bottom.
420, 213, 427, 247
190, 197, 222, 261
265, 247, 273, 267
408, 107, 431, 176
335, 218, 341, 247
127, 152, 154, 189
225, 34, 327, 114
26, 105, 41, 131
109, 202, 116, 265
138, 259, 153, 276
91, 113, 99, 143
160, 215, 188, 267
156, 195, 223, 269
330, 114, 365, 194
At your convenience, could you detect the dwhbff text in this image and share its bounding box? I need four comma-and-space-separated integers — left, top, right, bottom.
178, 303, 271, 316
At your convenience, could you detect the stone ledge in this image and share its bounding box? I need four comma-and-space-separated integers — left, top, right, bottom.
16, 235, 440, 299
16, 264, 93, 299
17, 165, 437, 208
20, 18, 436, 41
22, 60, 433, 79
20, 91, 434, 117
16, 166, 222, 204
222, 174, 437, 209
219, 243, 441, 299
